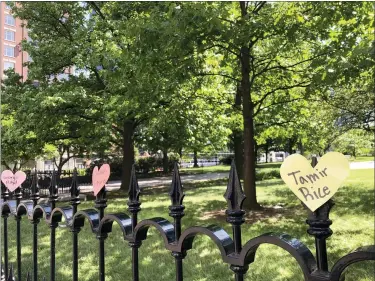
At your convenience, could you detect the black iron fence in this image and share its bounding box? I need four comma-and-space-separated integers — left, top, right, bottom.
1, 159, 375, 281
18, 170, 91, 198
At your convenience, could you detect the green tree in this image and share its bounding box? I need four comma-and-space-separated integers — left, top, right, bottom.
332, 129, 374, 157
157, 2, 372, 209
11, 2, 194, 188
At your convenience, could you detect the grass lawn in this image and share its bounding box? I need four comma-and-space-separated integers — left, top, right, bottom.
349, 156, 374, 162
180, 164, 231, 174
3, 169, 374, 281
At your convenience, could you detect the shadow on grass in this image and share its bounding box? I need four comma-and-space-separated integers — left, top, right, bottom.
102, 178, 229, 200
3, 169, 373, 281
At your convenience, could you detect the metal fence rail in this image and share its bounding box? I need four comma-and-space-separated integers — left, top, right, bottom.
17, 170, 92, 199
1, 159, 374, 281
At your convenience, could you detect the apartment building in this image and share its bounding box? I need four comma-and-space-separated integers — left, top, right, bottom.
0, 2, 28, 81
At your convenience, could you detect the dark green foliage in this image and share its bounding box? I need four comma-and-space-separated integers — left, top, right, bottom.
219, 155, 234, 165
135, 154, 180, 174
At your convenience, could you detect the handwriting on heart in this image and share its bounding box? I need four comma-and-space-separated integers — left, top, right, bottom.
280, 152, 350, 212
1, 170, 27, 192
92, 164, 110, 196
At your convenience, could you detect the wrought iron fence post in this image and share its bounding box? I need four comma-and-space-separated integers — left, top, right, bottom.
1, 183, 10, 280
95, 188, 107, 281
14, 186, 23, 281
169, 163, 185, 281
224, 162, 248, 281
305, 157, 333, 278
127, 166, 141, 281
49, 171, 58, 281
29, 171, 40, 281
70, 169, 81, 281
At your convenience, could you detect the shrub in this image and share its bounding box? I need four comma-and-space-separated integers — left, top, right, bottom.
135, 153, 180, 174
86, 158, 122, 179
219, 155, 233, 165
256, 169, 280, 181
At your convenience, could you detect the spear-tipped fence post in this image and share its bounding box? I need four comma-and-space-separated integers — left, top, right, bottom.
224, 161, 248, 281
30, 169, 40, 281
6, 265, 14, 281
169, 163, 185, 281
69, 168, 80, 281
48, 171, 58, 281
127, 165, 141, 281
1, 183, 10, 280
14, 183, 23, 281
305, 156, 333, 276
95, 172, 108, 281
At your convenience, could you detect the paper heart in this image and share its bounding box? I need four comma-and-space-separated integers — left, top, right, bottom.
92, 164, 110, 196
280, 152, 350, 212
1, 170, 27, 192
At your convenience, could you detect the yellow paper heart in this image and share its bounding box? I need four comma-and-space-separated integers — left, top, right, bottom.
280, 152, 350, 212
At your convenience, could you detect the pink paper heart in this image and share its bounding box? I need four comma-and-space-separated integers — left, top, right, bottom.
92, 164, 110, 196
1, 170, 27, 192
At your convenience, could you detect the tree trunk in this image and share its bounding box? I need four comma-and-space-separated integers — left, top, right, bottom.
288, 137, 298, 155
178, 147, 182, 158
121, 120, 135, 190
193, 149, 199, 167
162, 148, 169, 173
265, 141, 269, 163
56, 162, 64, 181
233, 131, 244, 179
233, 83, 244, 179
298, 139, 304, 155
240, 40, 261, 210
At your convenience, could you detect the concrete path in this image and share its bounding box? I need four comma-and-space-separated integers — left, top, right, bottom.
79, 172, 229, 193
349, 161, 374, 170
79, 161, 374, 193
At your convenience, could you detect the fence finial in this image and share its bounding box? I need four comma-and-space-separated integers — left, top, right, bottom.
311, 156, 318, 168
70, 168, 80, 198
30, 168, 39, 206
127, 164, 141, 230
48, 169, 58, 206
224, 161, 246, 212
128, 165, 140, 205
169, 162, 184, 206
1, 181, 9, 202
6, 265, 14, 281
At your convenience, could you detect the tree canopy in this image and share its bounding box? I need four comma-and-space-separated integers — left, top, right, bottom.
2, 1, 373, 210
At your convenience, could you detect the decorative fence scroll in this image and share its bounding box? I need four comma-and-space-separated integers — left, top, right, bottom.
1, 159, 375, 281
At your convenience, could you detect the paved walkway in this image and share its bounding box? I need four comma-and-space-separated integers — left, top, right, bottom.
80, 172, 229, 193
79, 161, 374, 193
349, 161, 374, 170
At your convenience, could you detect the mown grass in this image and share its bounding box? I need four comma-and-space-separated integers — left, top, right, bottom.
349, 156, 374, 162
3, 169, 374, 281
180, 165, 231, 175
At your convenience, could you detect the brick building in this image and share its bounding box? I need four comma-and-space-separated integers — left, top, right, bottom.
0, 2, 28, 81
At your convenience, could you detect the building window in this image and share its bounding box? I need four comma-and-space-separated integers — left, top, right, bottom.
4, 46, 15, 57
4, 30, 15, 42
5, 15, 15, 26
4, 62, 15, 70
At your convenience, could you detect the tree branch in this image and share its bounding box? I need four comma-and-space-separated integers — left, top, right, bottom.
253, 81, 310, 109
196, 72, 240, 82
